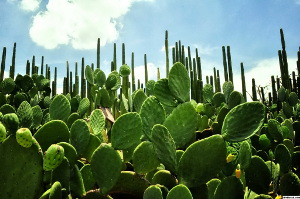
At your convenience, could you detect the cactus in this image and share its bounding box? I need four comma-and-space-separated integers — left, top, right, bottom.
0, 77, 15, 94
132, 141, 160, 174
214, 176, 244, 199
152, 170, 177, 190
163, 102, 197, 148
111, 112, 142, 149
279, 172, 300, 196
43, 144, 65, 171
57, 142, 77, 166
90, 109, 105, 136
0, 136, 43, 199
143, 185, 164, 199
0, 122, 6, 142
166, 184, 193, 199
49, 94, 71, 122
222, 102, 265, 142
212, 92, 226, 107
139, 96, 166, 138
77, 98, 90, 117
70, 119, 90, 156
2, 113, 19, 134
207, 178, 221, 199
268, 119, 284, 142
168, 62, 190, 102
203, 83, 214, 103
275, 144, 291, 174
91, 143, 122, 194
16, 128, 33, 148
178, 135, 227, 187
34, 120, 69, 151
17, 101, 33, 128
94, 69, 106, 87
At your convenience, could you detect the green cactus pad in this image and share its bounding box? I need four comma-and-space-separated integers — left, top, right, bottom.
254, 194, 273, 199
70, 97, 80, 112
0, 77, 15, 94
105, 71, 121, 91
82, 134, 101, 162
146, 80, 156, 96
275, 144, 291, 174
0, 122, 6, 142
16, 128, 33, 148
238, 141, 252, 169
67, 112, 81, 128
132, 89, 147, 112
203, 84, 214, 103
111, 112, 143, 149
154, 78, 177, 107
17, 101, 33, 128
34, 120, 70, 152
279, 172, 300, 196
85, 65, 94, 85
109, 171, 150, 198
32, 105, 43, 128
278, 86, 286, 102
244, 156, 271, 194
166, 184, 192, 199
151, 124, 177, 174
94, 69, 106, 87
228, 91, 243, 109
143, 185, 163, 199
90, 109, 105, 136
268, 119, 283, 142
21, 75, 34, 92
98, 88, 113, 108
132, 141, 160, 174
13, 92, 27, 108
259, 134, 271, 150
91, 143, 122, 194
152, 169, 177, 190
78, 98, 90, 117
168, 62, 190, 103
222, 81, 234, 103
49, 94, 71, 122
70, 164, 86, 197
163, 102, 197, 148
265, 161, 280, 180
70, 119, 90, 156
43, 144, 65, 171
212, 92, 226, 107
0, 104, 16, 115
178, 135, 227, 187
57, 142, 77, 166
214, 176, 244, 199
288, 92, 298, 106
222, 102, 265, 142
140, 96, 166, 138
2, 113, 19, 134
119, 64, 131, 77
207, 178, 221, 199
80, 164, 96, 191
49, 181, 62, 199
0, 135, 43, 199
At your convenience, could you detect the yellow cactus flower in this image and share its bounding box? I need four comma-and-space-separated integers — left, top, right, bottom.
235, 169, 241, 179
226, 154, 235, 163
275, 195, 282, 199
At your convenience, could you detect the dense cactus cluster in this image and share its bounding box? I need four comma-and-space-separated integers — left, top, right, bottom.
0, 29, 300, 198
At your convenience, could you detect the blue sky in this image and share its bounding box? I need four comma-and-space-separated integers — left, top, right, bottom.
0, 0, 299, 95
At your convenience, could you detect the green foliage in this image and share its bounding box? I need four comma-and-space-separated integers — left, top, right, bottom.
70, 119, 90, 156
214, 176, 244, 199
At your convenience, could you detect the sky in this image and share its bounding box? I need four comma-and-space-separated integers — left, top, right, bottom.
0, 0, 299, 97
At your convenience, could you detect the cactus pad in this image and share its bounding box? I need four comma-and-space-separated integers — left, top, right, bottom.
70, 119, 90, 156
0, 122, 6, 142
49, 94, 71, 122
16, 128, 33, 148
119, 64, 131, 77
43, 144, 65, 171
166, 184, 193, 199
214, 176, 244, 199
17, 101, 33, 128
154, 78, 177, 107
90, 109, 105, 136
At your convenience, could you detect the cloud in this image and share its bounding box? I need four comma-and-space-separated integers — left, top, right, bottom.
131, 63, 162, 86
29, 0, 153, 50
7, 0, 41, 12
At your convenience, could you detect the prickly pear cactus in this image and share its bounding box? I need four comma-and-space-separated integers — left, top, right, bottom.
178, 135, 227, 187
34, 120, 70, 152
91, 143, 122, 194
119, 64, 131, 77
105, 71, 121, 91
43, 144, 65, 171
85, 65, 94, 85
0, 136, 43, 199
49, 181, 62, 199
0, 77, 15, 94
90, 109, 105, 136
94, 69, 106, 87
279, 172, 300, 196
0, 122, 6, 142
16, 128, 33, 148
143, 185, 164, 199
166, 184, 193, 199
70, 119, 90, 156
168, 62, 190, 103
222, 81, 234, 103
268, 119, 284, 142
17, 101, 33, 128
222, 102, 265, 142
111, 112, 143, 150
2, 113, 19, 134
49, 94, 71, 122
78, 98, 90, 117
203, 84, 214, 103
214, 176, 244, 199
153, 78, 177, 107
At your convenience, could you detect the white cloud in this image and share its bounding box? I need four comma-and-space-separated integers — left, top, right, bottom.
131, 63, 161, 86
7, 0, 41, 12
29, 0, 152, 50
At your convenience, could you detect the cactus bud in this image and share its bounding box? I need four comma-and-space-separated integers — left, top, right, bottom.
16, 128, 33, 148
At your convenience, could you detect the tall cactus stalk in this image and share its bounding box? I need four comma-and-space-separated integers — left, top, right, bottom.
53, 67, 57, 96
196, 57, 202, 81
292, 71, 297, 92
66, 61, 69, 94
157, 67, 160, 80
113, 43, 117, 71
10, 42, 16, 79
175, 42, 179, 63
0, 47, 6, 82
181, 45, 185, 66
122, 43, 129, 99
271, 76, 277, 104
144, 54, 148, 84
122, 43, 125, 65
97, 38, 100, 69
213, 67, 217, 93
227, 46, 233, 83
131, 52, 136, 92
188, 46, 192, 72
297, 50, 300, 76
26, 60, 30, 75
222, 46, 229, 82
178, 40, 182, 63
172, 47, 175, 65
41, 56, 44, 75
165, 30, 169, 77
81, 57, 85, 98
70, 71, 73, 97
190, 70, 195, 100
31, 56, 35, 76
252, 78, 257, 101
240, 62, 247, 101
260, 87, 266, 104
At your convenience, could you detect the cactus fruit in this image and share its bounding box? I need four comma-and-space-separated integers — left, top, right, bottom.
0, 122, 6, 142
2, 113, 19, 134
16, 128, 33, 148
43, 144, 65, 171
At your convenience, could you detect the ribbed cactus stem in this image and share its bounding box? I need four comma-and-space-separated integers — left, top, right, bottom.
10, 43, 16, 79
63, 77, 67, 95
111, 61, 114, 72
75, 62, 78, 76
227, 46, 233, 83
26, 60, 30, 75
297, 50, 300, 76
131, 52, 136, 92
276, 77, 280, 90
268, 92, 272, 107
138, 79, 140, 89
75, 75, 79, 96
210, 75, 214, 90
31, 56, 35, 76
175, 42, 179, 62
113, 43, 117, 71
271, 76, 277, 104
222, 46, 229, 82
190, 70, 195, 100
297, 77, 300, 99
280, 28, 286, 50
0, 47, 6, 82
188, 46, 192, 72
66, 61, 69, 94
181, 45, 185, 66
199, 80, 204, 103
292, 71, 297, 92
70, 71, 73, 97
81, 57, 85, 97
122, 43, 125, 65
260, 87, 265, 104
47, 67, 51, 82
172, 47, 175, 65
197, 57, 202, 81
45, 64, 48, 78
240, 62, 247, 101
144, 54, 148, 84
206, 76, 209, 84
213, 67, 217, 93
252, 78, 257, 101
165, 30, 169, 77
157, 67, 160, 80
41, 56, 44, 75
97, 38, 100, 69
54, 67, 57, 96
